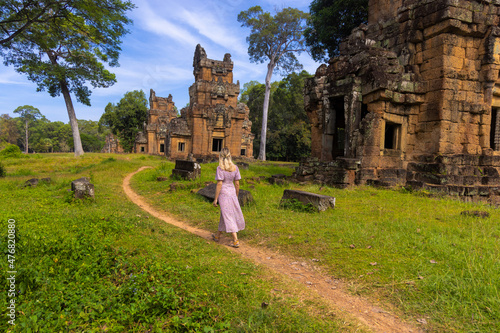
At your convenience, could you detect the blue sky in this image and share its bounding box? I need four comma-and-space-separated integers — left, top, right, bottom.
0, 0, 320, 123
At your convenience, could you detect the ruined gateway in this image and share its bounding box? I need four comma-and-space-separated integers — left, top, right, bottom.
298, 0, 500, 204
134, 45, 254, 160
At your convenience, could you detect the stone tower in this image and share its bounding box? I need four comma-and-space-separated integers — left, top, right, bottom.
187, 44, 254, 159
135, 90, 177, 155
300, 0, 500, 204
135, 45, 254, 160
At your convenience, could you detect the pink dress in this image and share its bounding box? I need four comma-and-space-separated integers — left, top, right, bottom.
216, 166, 245, 233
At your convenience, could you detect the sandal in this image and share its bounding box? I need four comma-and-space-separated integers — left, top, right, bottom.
229, 240, 240, 248
211, 234, 220, 242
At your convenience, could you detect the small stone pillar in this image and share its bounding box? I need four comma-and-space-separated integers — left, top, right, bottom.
71, 177, 95, 199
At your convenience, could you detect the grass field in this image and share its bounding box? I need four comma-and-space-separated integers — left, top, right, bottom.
0, 153, 357, 333
0, 153, 499, 332
133, 158, 500, 333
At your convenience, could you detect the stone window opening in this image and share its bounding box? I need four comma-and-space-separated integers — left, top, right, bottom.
328, 97, 346, 159
491, 108, 500, 151
241, 148, 246, 156
160, 144, 165, 153
384, 122, 402, 150
178, 142, 185, 152
140, 147, 145, 152
212, 138, 223, 152
361, 103, 369, 121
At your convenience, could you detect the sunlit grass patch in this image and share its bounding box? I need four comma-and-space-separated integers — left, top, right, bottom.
0, 153, 351, 332
133, 160, 500, 333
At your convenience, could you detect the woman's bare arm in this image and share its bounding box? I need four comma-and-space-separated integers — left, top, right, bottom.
213, 180, 223, 207
234, 180, 240, 197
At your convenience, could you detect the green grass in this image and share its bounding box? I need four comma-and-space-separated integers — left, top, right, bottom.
0, 154, 354, 332
133, 160, 500, 333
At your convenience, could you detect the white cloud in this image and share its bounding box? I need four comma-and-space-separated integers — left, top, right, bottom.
132, 1, 198, 46
232, 59, 267, 82
179, 8, 247, 56
91, 52, 194, 97
0, 67, 31, 85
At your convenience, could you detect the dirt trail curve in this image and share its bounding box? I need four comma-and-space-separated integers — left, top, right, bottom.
123, 167, 423, 333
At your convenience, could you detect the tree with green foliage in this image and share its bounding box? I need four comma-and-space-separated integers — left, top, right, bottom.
0, 114, 20, 145
0, 0, 135, 157
77, 119, 107, 152
99, 90, 148, 153
239, 80, 261, 105
239, 80, 276, 157
1, 0, 72, 46
26, 113, 49, 152
238, 6, 309, 161
29, 119, 71, 152
35, 137, 53, 153
53, 121, 72, 152
267, 70, 311, 161
304, 0, 369, 62
13, 105, 41, 153
240, 71, 311, 161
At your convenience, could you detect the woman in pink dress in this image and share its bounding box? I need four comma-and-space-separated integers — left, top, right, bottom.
212, 148, 245, 248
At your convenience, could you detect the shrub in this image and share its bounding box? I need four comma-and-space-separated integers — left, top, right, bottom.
0, 144, 24, 158
0, 162, 5, 177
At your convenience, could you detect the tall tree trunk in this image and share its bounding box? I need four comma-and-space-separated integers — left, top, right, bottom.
60, 80, 84, 157
24, 119, 28, 154
258, 62, 275, 161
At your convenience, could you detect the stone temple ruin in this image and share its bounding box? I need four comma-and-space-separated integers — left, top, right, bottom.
135, 44, 254, 161
298, 0, 500, 204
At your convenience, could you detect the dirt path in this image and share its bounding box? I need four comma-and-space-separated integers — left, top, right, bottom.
123, 167, 423, 333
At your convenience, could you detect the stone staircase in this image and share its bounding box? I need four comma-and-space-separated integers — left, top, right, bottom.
294, 155, 500, 205
406, 155, 500, 205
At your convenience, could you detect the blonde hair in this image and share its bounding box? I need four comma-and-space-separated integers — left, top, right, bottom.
219, 148, 236, 172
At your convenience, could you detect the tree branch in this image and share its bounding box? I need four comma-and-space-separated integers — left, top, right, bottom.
0, 0, 71, 45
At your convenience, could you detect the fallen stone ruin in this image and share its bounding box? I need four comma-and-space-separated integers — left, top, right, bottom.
171, 160, 201, 180
280, 189, 336, 212
197, 183, 254, 207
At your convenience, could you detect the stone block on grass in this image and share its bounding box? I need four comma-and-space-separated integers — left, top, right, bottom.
197, 183, 254, 206
280, 189, 335, 212
23, 177, 51, 188
71, 177, 95, 199
172, 160, 201, 180
268, 174, 289, 185
236, 162, 249, 170
24, 178, 39, 187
